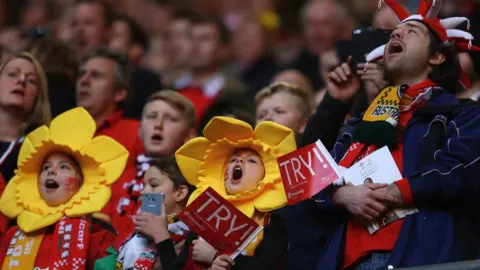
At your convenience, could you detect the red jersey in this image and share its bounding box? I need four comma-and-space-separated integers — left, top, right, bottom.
95, 110, 144, 166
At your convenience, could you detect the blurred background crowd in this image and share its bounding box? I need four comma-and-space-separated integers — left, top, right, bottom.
0, 0, 478, 132
0, 1, 479, 269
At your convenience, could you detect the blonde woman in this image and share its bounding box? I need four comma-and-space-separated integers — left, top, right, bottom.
0, 52, 50, 182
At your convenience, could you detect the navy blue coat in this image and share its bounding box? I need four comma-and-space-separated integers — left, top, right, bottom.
315, 89, 480, 269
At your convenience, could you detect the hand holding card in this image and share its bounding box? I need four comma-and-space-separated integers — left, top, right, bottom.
178, 188, 263, 259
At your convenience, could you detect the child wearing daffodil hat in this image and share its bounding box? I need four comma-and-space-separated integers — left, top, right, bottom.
173, 116, 296, 269
0, 107, 129, 270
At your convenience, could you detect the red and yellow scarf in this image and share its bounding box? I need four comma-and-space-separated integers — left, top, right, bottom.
345, 80, 436, 165
2, 216, 91, 270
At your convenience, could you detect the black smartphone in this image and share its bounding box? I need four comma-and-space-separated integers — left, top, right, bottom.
141, 193, 164, 216
350, 27, 392, 70
336, 39, 354, 64
336, 28, 392, 72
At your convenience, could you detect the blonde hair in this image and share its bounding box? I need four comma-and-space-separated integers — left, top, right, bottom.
0, 52, 51, 128
255, 82, 314, 118
145, 90, 196, 128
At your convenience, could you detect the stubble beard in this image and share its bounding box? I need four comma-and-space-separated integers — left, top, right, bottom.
384, 57, 406, 85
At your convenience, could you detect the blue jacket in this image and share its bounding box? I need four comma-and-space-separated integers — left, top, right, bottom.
315, 89, 480, 269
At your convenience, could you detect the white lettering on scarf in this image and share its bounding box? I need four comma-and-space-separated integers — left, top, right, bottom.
77, 219, 86, 249
6, 231, 26, 268
59, 219, 73, 258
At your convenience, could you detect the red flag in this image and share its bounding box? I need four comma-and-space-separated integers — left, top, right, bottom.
178, 187, 263, 259
278, 140, 341, 205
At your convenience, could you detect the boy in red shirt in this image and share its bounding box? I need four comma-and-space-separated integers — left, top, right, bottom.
108, 90, 197, 237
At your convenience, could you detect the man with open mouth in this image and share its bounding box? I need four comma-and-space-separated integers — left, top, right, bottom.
312, 0, 480, 269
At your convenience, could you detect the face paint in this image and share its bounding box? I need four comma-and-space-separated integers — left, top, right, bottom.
65, 177, 80, 191
224, 168, 230, 181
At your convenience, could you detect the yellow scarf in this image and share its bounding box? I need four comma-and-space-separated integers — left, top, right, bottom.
354, 85, 408, 150
362, 85, 405, 126
1, 229, 44, 270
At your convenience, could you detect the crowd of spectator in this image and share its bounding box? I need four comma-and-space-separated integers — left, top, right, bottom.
0, 0, 480, 269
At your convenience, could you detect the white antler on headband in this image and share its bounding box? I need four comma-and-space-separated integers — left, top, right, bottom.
440, 17, 470, 30
426, 0, 442, 19
447, 29, 474, 41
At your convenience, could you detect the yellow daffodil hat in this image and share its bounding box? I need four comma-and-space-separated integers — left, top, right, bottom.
0, 107, 129, 233
175, 116, 297, 218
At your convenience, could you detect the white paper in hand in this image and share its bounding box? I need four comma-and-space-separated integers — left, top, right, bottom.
342, 146, 418, 234
342, 146, 401, 185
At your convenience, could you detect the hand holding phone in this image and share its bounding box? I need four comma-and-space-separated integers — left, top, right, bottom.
326, 56, 361, 103
350, 28, 392, 70
335, 28, 392, 72
141, 193, 164, 216
356, 62, 388, 98
135, 193, 170, 243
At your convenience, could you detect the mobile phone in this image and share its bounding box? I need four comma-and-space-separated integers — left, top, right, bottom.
350, 27, 392, 71
335, 39, 354, 64
141, 193, 164, 216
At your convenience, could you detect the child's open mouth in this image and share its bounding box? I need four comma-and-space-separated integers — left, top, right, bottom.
231, 165, 243, 184
45, 179, 59, 191
151, 134, 164, 145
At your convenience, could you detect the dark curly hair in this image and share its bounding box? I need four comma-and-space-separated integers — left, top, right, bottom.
426, 30, 461, 93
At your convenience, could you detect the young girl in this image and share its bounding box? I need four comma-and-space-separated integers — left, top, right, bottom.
112, 157, 194, 270
175, 116, 297, 269
0, 107, 129, 269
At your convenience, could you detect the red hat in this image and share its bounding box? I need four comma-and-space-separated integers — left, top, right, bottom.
366, 0, 480, 88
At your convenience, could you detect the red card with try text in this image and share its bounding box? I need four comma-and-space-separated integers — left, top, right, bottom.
278, 140, 342, 205
177, 187, 263, 259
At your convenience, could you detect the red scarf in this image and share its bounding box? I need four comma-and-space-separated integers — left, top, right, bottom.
51, 216, 91, 270
118, 155, 149, 220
